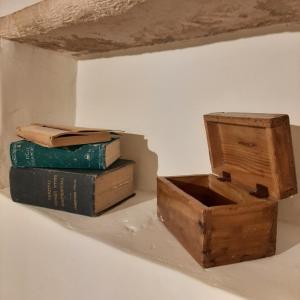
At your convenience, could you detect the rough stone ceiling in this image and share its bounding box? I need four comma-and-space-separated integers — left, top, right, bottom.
0, 0, 299, 59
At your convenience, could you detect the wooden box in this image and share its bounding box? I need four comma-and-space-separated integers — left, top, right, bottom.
157, 113, 297, 268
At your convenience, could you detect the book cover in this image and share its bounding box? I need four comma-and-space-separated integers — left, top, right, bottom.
16, 124, 115, 147
10, 138, 120, 169
10, 159, 135, 216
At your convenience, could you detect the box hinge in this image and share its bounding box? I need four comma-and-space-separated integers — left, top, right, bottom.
250, 184, 269, 199
217, 171, 231, 182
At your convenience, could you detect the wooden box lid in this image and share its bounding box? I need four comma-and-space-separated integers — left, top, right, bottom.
204, 113, 297, 200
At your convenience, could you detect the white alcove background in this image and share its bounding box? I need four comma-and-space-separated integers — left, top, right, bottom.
1, 1, 300, 300
76, 32, 300, 225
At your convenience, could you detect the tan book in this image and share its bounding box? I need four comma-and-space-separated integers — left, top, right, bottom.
16, 124, 114, 147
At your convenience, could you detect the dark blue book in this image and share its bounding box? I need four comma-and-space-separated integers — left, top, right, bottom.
10, 159, 135, 216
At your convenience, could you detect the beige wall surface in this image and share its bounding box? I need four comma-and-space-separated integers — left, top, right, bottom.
0, 39, 77, 187
76, 32, 300, 223
0, 189, 246, 300
1, 2, 300, 298
77, 32, 300, 174
0, 0, 41, 17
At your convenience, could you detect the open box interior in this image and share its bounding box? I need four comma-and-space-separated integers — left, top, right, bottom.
165, 174, 264, 208
168, 177, 236, 207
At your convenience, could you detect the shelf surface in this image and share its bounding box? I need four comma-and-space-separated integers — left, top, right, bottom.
0, 0, 300, 58
1, 188, 300, 299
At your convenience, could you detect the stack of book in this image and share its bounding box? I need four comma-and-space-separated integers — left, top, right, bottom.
9, 124, 135, 216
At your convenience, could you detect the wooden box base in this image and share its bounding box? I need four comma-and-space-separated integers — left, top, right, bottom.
157, 175, 277, 268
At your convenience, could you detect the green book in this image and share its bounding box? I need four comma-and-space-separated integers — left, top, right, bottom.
10, 138, 120, 169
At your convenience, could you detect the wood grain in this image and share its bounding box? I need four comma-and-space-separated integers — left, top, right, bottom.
204, 112, 288, 128
158, 175, 278, 268
157, 113, 296, 268
157, 176, 208, 266
204, 113, 297, 200
208, 201, 277, 267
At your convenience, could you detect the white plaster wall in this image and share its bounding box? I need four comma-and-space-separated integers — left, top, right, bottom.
0, 39, 77, 187
0, 0, 42, 17
76, 32, 300, 223
1, 1, 300, 298
0, 190, 244, 300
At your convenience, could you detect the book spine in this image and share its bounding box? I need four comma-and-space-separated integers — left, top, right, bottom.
10, 167, 96, 216
10, 141, 106, 169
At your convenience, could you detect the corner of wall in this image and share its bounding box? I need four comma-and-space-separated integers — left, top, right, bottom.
0, 39, 78, 188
